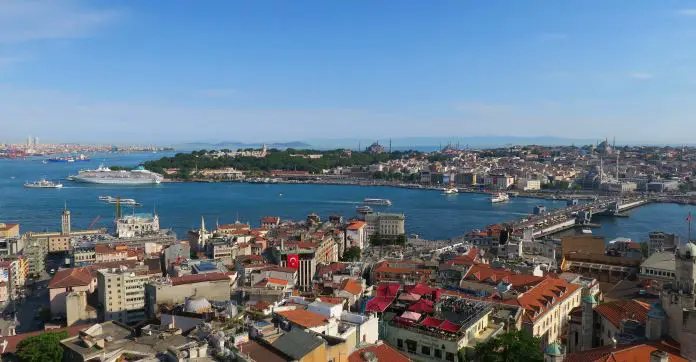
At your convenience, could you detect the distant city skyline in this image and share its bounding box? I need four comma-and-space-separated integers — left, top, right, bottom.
2, 1, 696, 144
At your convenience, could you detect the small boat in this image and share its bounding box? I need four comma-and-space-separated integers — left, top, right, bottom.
491, 192, 509, 203
41, 160, 48, 164
107, 199, 141, 206
98, 196, 115, 201
443, 186, 458, 194
24, 179, 63, 189
581, 228, 592, 234
356, 205, 373, 214
364, 198, 392, 206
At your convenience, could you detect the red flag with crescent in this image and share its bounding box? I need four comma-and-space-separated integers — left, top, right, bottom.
287, 254, 299, 269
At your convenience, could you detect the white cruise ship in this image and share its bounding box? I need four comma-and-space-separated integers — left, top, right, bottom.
71, 164, 163, 185
490, 192, 509, 203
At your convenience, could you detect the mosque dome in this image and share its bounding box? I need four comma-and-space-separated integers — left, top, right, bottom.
679, 243, 696, 259
185, 298, 211, 313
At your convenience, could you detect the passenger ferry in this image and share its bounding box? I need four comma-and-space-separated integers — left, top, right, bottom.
356, 205, 373, 214
24, 179, 63, 189
363, 198, 392, 206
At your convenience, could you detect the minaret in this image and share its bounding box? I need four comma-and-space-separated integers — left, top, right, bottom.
61, 203, 71, 236
616, 150, 620, 181
581, 294, 597, 351
198, 216, 208, 249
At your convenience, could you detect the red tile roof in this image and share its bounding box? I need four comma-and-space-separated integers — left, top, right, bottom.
261, 216, 280, 224
464, 264, 544, 288
339, 278, 363, 296
365, 297, 395, 313
375, 283, 401, 297
276, 309, 328, 328
254, 278, 288, 287
317, 262, 347, 276
48, 267, 94, 288
594, 300, 650, 328
218, 223, 250, 230
502, 276, 581, 323
348, 342, 412, 362
170, 272, 233, 286
346, 221, 366, 230
0, 223, 18, 232
564, 342, 687, 362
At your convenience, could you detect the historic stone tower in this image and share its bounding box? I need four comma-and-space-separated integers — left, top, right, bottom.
61, 206, 71, 236
581, 294, 597, 351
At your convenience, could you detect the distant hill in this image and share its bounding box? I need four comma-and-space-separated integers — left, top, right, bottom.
305, 136, 598, 150
174, 141, 312, 150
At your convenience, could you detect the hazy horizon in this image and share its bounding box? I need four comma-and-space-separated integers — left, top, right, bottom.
2, 1, 696, 144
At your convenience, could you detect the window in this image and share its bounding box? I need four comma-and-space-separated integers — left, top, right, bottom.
446, 352, 455, 361
397, 339, 403, 350
406, 340, 417, 353
435, 349, 443, 359
422, 346, 431, 356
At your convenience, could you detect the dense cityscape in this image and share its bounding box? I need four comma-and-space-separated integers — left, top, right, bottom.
4, 1, 696, 361
0, 138, 694, 362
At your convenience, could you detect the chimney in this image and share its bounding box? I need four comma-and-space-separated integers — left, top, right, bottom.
649, 350, 669, 362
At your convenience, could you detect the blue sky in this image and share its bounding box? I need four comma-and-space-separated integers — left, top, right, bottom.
1, 1, 696, 145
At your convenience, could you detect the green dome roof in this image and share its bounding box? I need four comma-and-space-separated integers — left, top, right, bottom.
647, 303, 666, 319
582, 294, 597, 304
544, 342, 563, 356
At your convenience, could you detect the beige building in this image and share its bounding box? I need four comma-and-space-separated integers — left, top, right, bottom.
516, 178, 541, 191
365, 213, 405, 237
48, 235, 71, 253
144, 272, 234, 317
116, 214, 160, 238
502, 277, 582, 349
0, 223, 19, 238
97, 266, 155, 324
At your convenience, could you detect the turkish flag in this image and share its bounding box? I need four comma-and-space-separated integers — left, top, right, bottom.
287, 254, 299, 269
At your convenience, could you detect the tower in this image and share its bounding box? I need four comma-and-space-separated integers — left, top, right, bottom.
675, 242, 696, 294
581, 294, 597, 350
61, 204, 71, 236
197, 216, 208, 249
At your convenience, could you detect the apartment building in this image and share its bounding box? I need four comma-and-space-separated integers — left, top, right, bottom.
501, 276, 582, 348
97, 266, 155, 324
649, 231, 680, 254
345, 221, 367, 250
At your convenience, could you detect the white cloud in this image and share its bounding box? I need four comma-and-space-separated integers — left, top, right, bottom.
629, 72, 655, 80
0, 0, 121, 43
676, 9, 696, 16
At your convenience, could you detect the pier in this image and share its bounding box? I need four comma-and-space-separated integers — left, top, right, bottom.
503, 197, 652, 238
